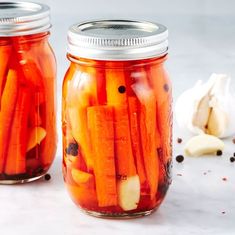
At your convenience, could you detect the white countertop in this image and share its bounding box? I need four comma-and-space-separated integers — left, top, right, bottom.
1, 0, 235, 234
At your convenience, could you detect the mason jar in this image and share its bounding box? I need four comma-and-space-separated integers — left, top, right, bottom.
0, 2, 57, 184
62, 20, 172, 218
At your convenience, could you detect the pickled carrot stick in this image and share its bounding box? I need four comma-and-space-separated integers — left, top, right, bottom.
28, 106, 42, 127
4, 86, 31, 175
87, 106, 117, 207
106, 68, 127, 105
106, 68, 136, 177
39, 102, 56, 167
28, 92, 44, 127
85, 64, 107, 105
128, 97, 147, 187
113, 106, 136, 177
150, 65, 172, 162
132, 71, 159, 200
150, 64, 171, 106
96, 70, 107, 104
68, 107, 93, 170
157, 100, 173, 160
66, 67, 98, 170
62, 63, 77, 122
36, 42, 57, 167
0, 70, 18, 173
0, 44, 12, 100
19, 60, 44, 89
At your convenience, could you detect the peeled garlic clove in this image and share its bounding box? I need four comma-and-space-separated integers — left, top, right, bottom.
192, 94, 211, 133
207, 105, 227, 137
27, 127, 47, 152
117, 175, 140, 211
184, 134, 224, 156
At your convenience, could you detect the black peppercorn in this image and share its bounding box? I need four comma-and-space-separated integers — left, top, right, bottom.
216, 150, 223, 156
177, 138, 182, 144
176, 155, 184, 163
44, 174, 51, 181
118, 85, 126, 93
230, 157, 235, 163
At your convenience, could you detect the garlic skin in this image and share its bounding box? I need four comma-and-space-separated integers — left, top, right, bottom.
175, 74, 235, 138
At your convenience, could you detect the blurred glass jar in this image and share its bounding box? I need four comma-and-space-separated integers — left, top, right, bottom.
62, 20, 172, 218
0, 2, 57, 184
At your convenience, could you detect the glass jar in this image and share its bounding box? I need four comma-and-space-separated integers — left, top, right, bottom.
0, 2, 57, 184
62, 20, 172, 218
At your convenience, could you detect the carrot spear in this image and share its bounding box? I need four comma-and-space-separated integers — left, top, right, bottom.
4, 86, 31, 175
0, 43, 12, 105
0, 69, 18, 173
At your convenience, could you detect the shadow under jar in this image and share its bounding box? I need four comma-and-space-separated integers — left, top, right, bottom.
62, 20, 172, 218
0, 2, 57, 184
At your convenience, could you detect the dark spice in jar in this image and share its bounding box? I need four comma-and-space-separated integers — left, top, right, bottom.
118, 85, 126, 94
163, 84, 169, 92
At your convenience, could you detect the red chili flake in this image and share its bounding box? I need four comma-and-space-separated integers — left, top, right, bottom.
233, 138, 235, 144
222, 177, 227, 181
177, 173, 182, 176
177, 138, 182, 144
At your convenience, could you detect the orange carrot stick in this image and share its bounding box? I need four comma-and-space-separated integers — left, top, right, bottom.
86, 65, 106, 105
0, 69, 18, 173
132, 69, 159, 200
113, 106, 136, 177
0, 43, 12, 101
36, 41, 57, 167
106, 67, 127, 105
66, 66, 98, 171
28, 91, 44, 127
4, 86, 31, 175
150, 65, 172, 162
87, 106, 117, 207
128, 97, 147, 187
106, 68, 136, 178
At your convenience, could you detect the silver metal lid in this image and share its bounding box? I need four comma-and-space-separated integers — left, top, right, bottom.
67, 20, 168, 61
0, 2, 51, 36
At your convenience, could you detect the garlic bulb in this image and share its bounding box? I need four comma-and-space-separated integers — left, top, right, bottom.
175, 73, 235, 138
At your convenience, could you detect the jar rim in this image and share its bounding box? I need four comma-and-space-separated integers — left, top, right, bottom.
67, 19, 168, 61
0, 2, 51, 36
